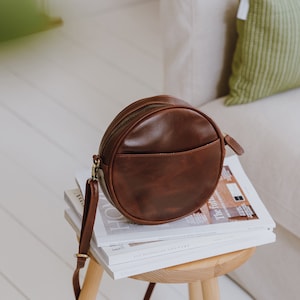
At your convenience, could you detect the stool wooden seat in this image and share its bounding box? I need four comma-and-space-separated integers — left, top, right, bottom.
78, 247, 255, 300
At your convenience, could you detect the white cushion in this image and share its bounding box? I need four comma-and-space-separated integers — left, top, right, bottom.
160, 0, 239, 106
201, 88, 300, 239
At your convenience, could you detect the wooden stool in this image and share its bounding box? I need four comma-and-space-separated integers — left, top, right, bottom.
78, 247, 255, 300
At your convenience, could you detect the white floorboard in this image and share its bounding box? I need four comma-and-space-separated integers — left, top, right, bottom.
0, 1, 253, 299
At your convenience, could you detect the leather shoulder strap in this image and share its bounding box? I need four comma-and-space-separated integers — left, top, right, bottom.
72, 178, 99, 299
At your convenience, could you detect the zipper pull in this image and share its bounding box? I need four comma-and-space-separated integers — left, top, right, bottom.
91, 155, 101, 180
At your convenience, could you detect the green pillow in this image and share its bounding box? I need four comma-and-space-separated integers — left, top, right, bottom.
0, 0, 50, 42
225, 0, 300, 106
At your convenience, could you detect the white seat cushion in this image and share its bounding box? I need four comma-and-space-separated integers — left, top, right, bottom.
201, 88, 300, 239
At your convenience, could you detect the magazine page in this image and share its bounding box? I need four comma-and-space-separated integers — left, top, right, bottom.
70, 155, 275, 247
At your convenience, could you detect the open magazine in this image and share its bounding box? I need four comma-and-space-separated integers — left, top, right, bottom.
66, 155, 275, 247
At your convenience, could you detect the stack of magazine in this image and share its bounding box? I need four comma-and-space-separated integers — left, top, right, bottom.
64, 155, 275, 280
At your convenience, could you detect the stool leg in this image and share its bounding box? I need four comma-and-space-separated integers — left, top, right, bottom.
201, 278, 220, 300
188, 280, 204, 300
79, 258, 104, 300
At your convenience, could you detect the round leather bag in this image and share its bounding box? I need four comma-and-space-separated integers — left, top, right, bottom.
98, 95, 226, 225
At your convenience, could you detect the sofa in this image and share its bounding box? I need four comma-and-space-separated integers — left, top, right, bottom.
160, 1, 300, 299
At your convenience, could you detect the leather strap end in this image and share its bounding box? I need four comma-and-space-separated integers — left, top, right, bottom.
224, 134, 244, 156
75, 254, 89, 268
72, 177, 99, 299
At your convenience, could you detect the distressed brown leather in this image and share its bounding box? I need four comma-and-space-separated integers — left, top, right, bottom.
97, 95, 243, 225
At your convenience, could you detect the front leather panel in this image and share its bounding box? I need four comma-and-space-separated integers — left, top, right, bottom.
111, 140, 222, 223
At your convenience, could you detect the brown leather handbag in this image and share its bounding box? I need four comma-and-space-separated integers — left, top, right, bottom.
98, 95, 243, 224
73, 95, 243, 299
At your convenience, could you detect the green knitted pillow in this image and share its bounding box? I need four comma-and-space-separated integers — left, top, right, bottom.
0, 0, 49, 42
225, 0, 300, 106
